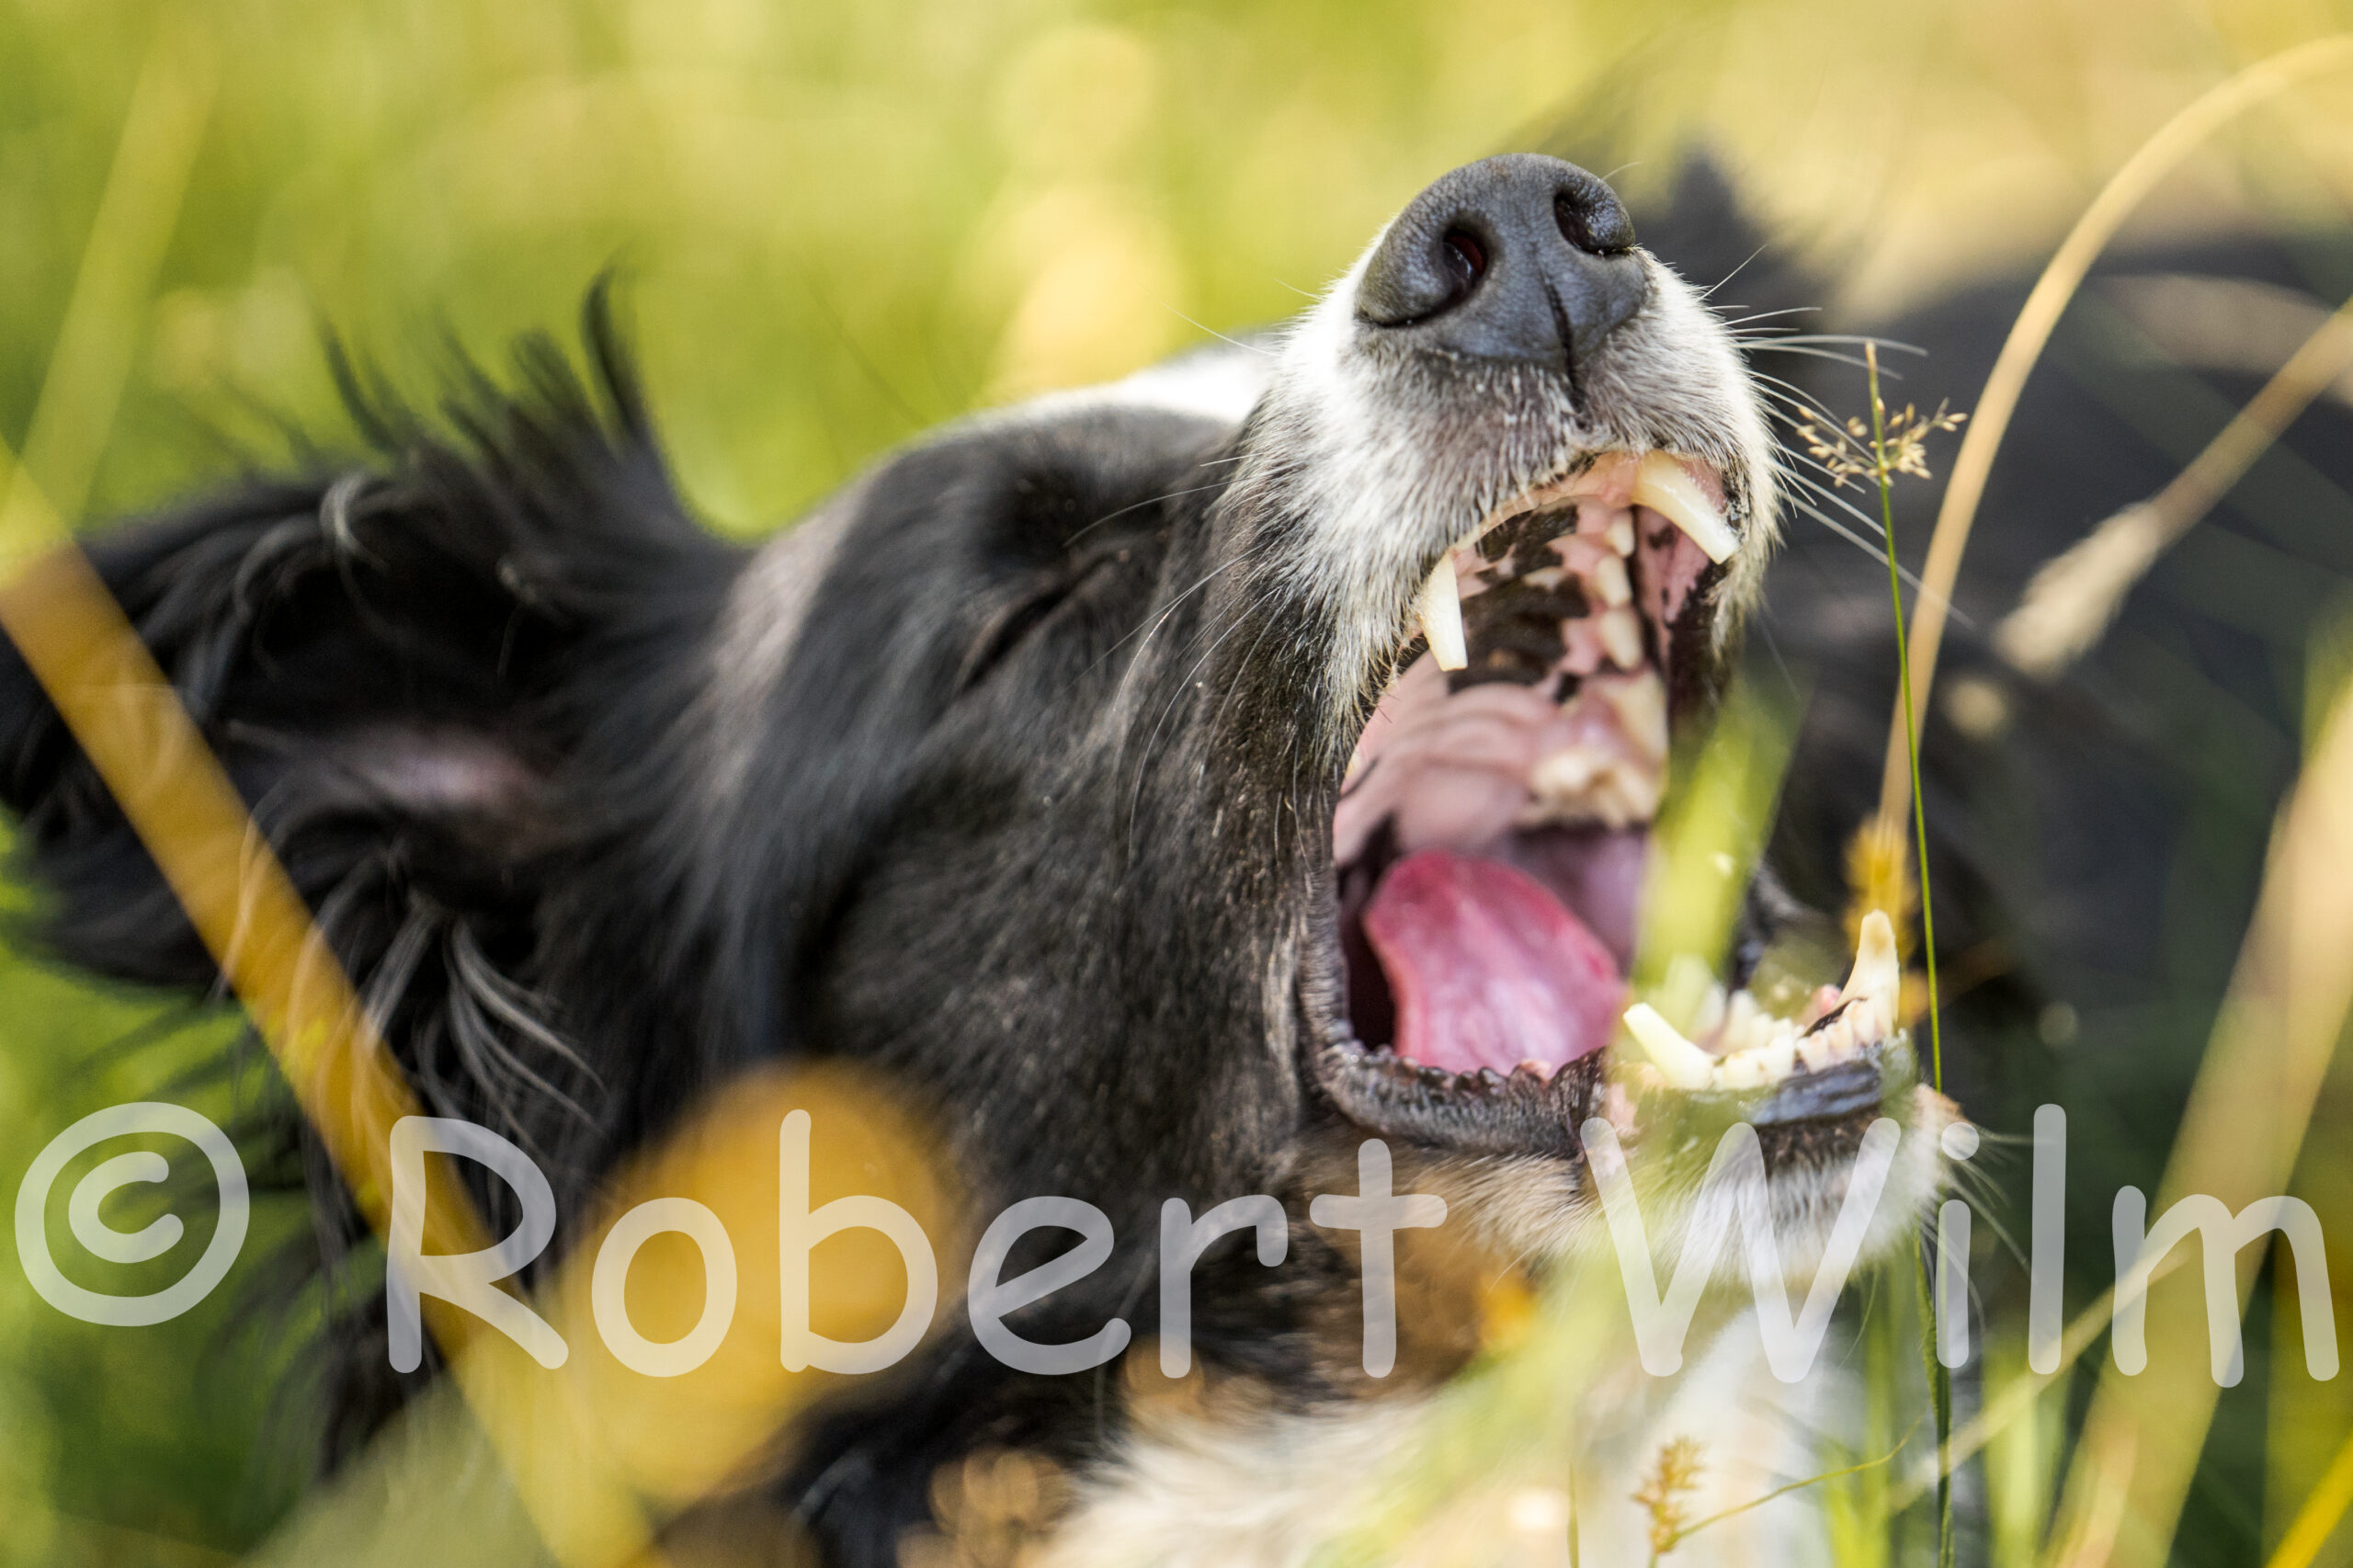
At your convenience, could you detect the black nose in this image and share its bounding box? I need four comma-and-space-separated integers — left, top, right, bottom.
1355, 153, 1647, 374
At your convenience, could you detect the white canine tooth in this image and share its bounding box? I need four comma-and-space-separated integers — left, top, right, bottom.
1624, 1004, 1715, 1091
1607, 515, 1635, 557
1631, 451, 1739, 564
1758, 1028, 1797, 1082
1416, 553, 1468, 671
1796, 1027, 1836, 1074
1841, 910, 1904, 1026
1597, 605, 1644, 668
1590, 552, 1631, 608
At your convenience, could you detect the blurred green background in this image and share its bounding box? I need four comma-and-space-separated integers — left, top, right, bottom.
6, 0, 2353, 1562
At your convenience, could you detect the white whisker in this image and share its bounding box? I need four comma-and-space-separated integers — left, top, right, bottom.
1696, 241, 1774, 301
1164, 306, 1277, 357
1717, 304, 1824, 329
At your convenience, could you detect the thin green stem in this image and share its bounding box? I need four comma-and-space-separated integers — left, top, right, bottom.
1915, 1233, 1956, 1567
1868, 339, 1953, 1568
1865, 342, 1945, 1095
1659, 1410, 1928, 1555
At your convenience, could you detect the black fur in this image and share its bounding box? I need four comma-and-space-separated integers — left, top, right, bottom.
4, 161, 2349, 1566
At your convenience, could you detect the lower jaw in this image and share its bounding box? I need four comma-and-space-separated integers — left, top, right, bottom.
1309, 996, 1920, 1166
1310, 1020, 1603, 1160
1306, 854, 1921, 1163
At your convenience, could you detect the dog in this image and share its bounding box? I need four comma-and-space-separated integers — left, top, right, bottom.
7, 146, 2342, 1563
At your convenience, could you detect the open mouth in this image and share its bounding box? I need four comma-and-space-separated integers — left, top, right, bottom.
1313, 450, 1911, 1158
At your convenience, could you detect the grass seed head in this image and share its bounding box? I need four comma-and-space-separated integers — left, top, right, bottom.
1633, 1435, 1707, 1557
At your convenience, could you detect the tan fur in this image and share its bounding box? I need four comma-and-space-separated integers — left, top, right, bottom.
1030, 1320, 1849, 1567
950, 1086, 1957, 1566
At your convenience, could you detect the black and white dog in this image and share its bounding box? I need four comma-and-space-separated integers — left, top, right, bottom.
6, 149, 2336, 1562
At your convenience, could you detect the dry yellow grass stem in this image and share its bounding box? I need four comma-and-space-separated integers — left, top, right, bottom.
245, 1066, 953, 1568
0, 20, 948, 1563
1995, 287, 2353, 680
2266, 1426, 2353, 1568
2040, 667, 2353, 1567
0, 55, 679, 1565
1873, 34, 2353, 838
2268, 1422, 2353, 1562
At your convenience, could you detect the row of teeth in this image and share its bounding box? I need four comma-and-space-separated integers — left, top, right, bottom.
1621, 912, 1903, 1092
1521, 514, 1667, 829
1525, 669, 1666, 830
1415, 450, 1737, 672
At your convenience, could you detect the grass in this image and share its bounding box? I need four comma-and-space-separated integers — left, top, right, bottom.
6, 3, 2353, 1566
1299, 30, 2353, 1568
1803, 343, 1966, 1567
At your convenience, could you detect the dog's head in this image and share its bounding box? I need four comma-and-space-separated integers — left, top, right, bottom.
707, 152, 1949, 1264
0, 156, 1949, 1447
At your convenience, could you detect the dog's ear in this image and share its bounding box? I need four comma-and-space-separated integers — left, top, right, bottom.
0, 292, 739, 1012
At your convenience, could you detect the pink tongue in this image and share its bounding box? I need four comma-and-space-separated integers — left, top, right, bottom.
1361, 849, 1626, 1078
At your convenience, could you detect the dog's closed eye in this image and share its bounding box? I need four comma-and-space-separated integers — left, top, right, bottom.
953, 553, 1117, 695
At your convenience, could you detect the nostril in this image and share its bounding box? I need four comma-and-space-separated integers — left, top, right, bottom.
1556, 190, 1635, 256
1359, 156, 1646, 347
1440, 229, 1488, 291
1358, 218, 1494, 326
